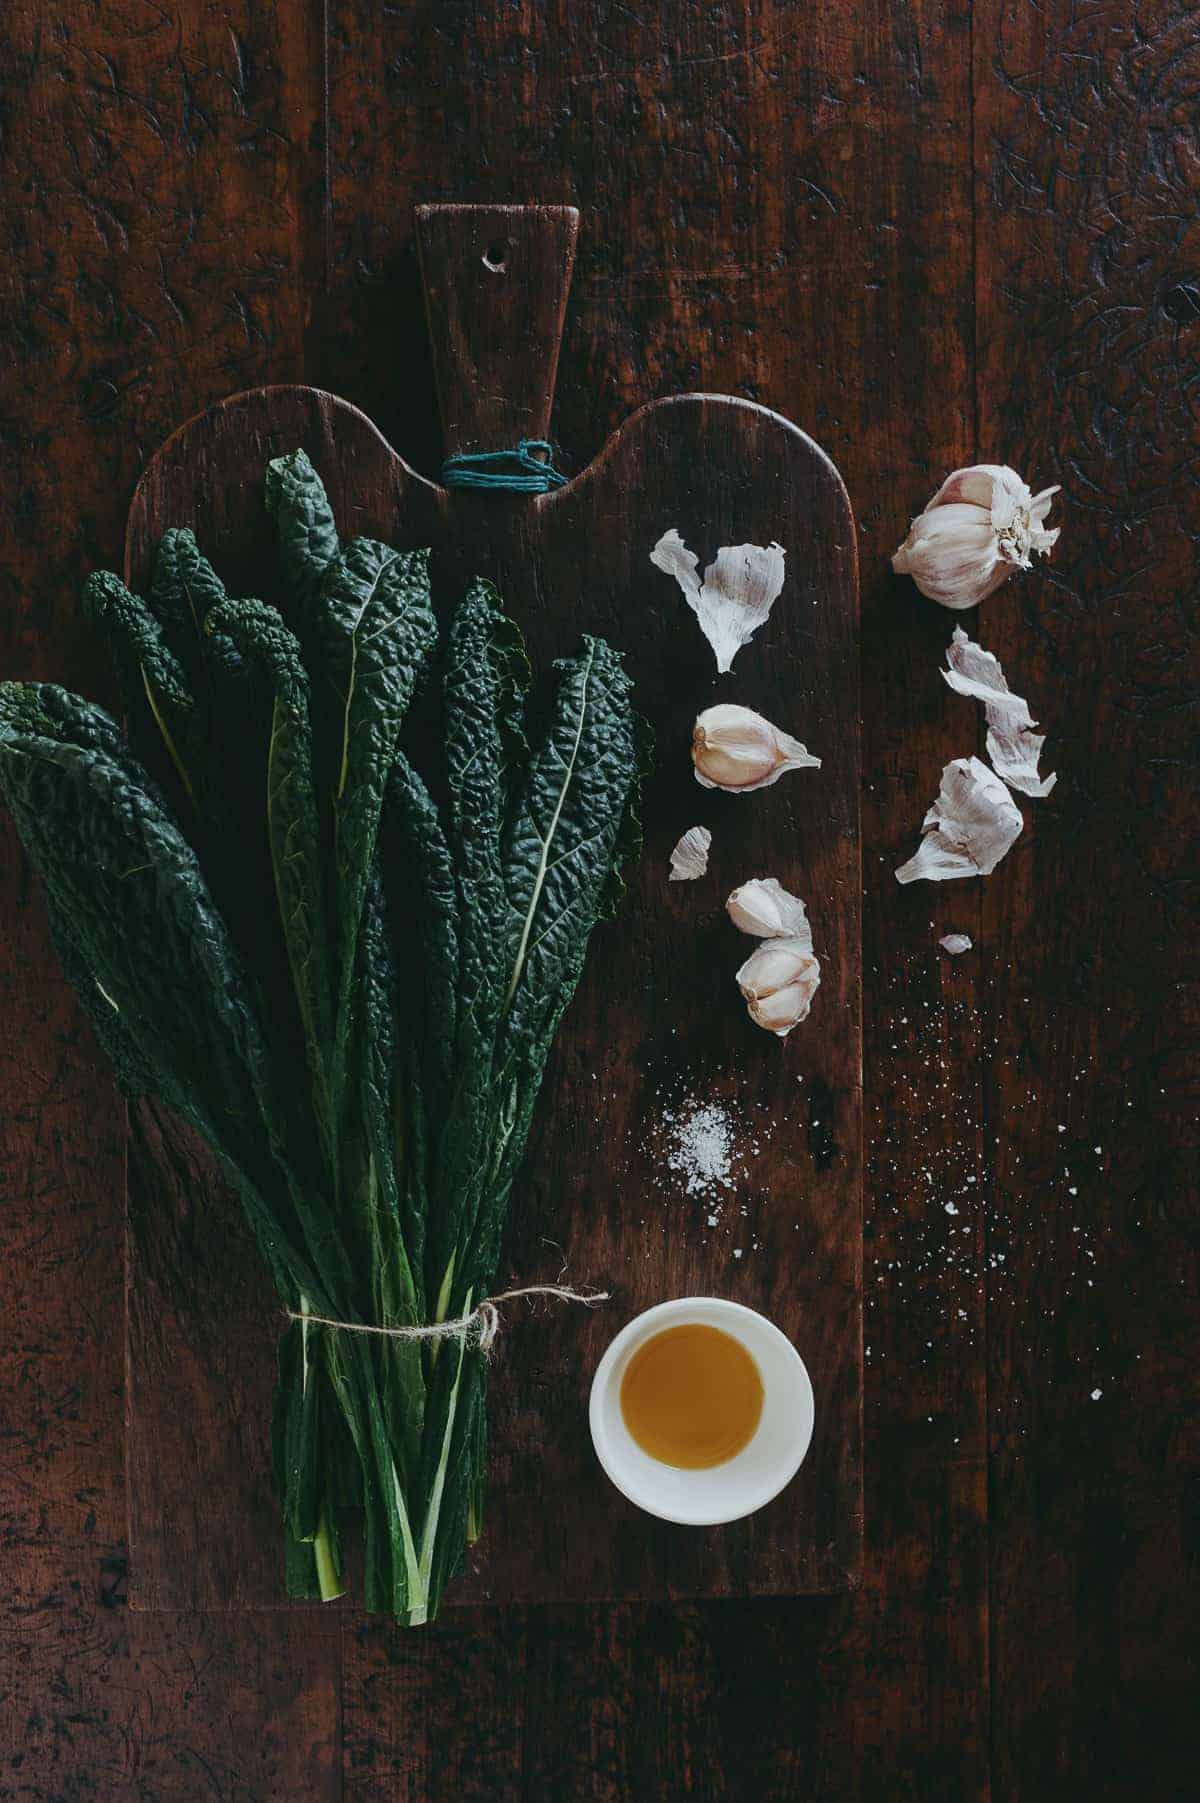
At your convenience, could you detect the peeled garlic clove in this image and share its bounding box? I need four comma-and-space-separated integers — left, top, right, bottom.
651, 529, 787, 673
736, 936, 821, 1036
895, 755, 1023, 884
668, 825, 712, 881
939, 932, 973, 955
892, 464, 1061, 609
692, 703, 820, 793
726, 877, 811, 941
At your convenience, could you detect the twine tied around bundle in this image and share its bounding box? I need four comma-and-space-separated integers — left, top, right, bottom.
440, 439, 568, 495
285, 1284, 610, 1356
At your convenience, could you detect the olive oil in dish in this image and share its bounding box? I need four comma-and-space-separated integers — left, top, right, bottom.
619, 1323, 765, 1469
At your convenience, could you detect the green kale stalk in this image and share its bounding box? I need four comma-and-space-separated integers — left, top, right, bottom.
0, 453, 649, 1623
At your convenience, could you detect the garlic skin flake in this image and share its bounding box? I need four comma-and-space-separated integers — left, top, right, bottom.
892, 464, 1060, 609
668, 826, 712, 882
726, 876, 809, 939
943, 627, 1057, 798
693, 704, 820, 793
939, 933, 973, 955
651, 528, 786, 672
736, 937, 821, 1037
896, 756, 1023, 884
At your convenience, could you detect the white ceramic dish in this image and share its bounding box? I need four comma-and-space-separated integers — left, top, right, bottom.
588, 1296, 814, 1526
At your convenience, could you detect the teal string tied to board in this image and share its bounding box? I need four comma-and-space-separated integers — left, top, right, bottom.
441, 438, 568, 495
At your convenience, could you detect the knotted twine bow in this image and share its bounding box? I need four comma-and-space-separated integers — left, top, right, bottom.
286, 1284, 610, 1356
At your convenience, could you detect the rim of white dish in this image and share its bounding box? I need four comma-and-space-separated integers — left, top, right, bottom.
588, 1296, 814, 1526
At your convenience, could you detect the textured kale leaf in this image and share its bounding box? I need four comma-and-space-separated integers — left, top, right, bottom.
265, 448, 341, 627
205, 597, 338, 1166
310, 536, 437, 1112
0, 449, 650, 1627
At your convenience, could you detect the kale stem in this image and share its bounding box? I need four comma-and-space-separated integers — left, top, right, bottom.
313, 1507, 344, 1601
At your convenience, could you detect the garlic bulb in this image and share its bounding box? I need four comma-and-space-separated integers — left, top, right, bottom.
735, 937, 821, 1037
892, 464, 1060, 609
692, 704, 820, 793
895, 755, 1023, 884
726, 876, 809, 938
668, 826, 712, 882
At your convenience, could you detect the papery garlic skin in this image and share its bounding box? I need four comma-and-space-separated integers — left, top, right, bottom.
736, 937, 821, 1036
895, 755, 1023, 884
893, 464, 1060, 609
726, 876, 810, 939
651, 529, 787, 672
693, 704, 820, 793
668, 825, 712, 882
943, 627, 1057, 797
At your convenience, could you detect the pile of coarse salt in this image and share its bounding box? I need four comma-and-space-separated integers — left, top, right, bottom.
661, 1099, 737, 1200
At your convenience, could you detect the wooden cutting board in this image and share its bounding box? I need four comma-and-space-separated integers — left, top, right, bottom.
122, 206, 862, 1611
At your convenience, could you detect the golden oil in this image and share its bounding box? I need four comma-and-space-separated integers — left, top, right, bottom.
619, 1323, 764, 1469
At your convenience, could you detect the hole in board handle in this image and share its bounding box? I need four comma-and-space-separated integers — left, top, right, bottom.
482, 240, 508, 274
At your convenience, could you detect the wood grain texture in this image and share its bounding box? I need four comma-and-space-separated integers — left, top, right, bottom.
121, 370, 863, 1610
1, 1600, 340, 1801
416, 204, 580, 456
974, 1, 1200, 1796
3, 0, 1195, 1795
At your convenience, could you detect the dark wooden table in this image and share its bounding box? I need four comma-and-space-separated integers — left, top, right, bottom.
1, 3, 1195, 1797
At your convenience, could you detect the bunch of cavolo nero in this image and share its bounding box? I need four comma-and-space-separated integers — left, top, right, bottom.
0, 453, 649, 1624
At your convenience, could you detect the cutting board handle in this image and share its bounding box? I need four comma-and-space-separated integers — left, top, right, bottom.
415, 203, 579, 464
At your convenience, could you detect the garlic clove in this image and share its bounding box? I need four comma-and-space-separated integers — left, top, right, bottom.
737, 937, 810, 991
747, 980, 817, 1037
930, 463, 1021, 511
692, 703, 820, 793
651, 529, 787, 673
735, 935, 821, 1036
726, 876, 811, 941
895, 755, 1023, 883
939, 932, 973, 955
668, 825, 712, 882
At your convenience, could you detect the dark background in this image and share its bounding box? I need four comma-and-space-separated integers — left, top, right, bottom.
1, 2, 1196, 1798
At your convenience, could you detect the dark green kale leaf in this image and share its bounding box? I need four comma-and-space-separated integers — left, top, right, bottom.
0, 680, 347, 1314
204, 597, 337, 1166
311, 537, 438, 1113
265, 449, 341, 628
81, 570, 201, 804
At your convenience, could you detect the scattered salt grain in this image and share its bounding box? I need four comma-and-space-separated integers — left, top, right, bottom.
1091, 1388, 1102, 1400
661, 1099, 736, 1199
